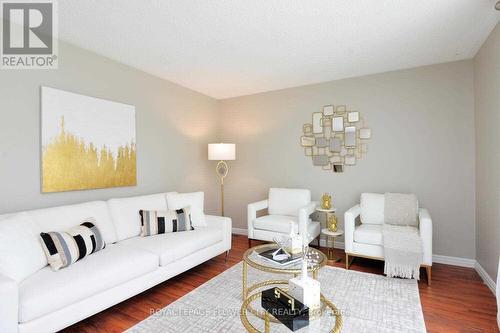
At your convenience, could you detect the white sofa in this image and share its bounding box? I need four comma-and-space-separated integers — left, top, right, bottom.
344, 193, 433, 285
247, 188, 320, 247
0, 192, 232, 333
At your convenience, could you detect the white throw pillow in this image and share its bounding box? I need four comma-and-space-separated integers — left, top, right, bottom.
360, 193, 385, 225
166, 192, 206, 227
0, 213, 47, 281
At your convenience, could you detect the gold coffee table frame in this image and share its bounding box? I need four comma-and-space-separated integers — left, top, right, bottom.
241, 244, 328, 324
242, 244, 327, 301
240, 280, 343, 333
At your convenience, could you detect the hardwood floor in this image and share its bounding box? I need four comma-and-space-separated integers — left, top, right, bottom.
62, 234, 499, 333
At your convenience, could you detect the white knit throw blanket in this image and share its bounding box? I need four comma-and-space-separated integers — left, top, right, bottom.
383, 193, 422, 280
383, 224, 422, 279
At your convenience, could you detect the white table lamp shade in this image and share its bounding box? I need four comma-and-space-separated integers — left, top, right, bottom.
208, 143, 236, 161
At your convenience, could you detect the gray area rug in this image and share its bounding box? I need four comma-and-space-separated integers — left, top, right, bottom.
126, 262, 426, 333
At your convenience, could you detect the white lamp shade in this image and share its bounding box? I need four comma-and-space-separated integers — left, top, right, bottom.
208, 143, 236, 161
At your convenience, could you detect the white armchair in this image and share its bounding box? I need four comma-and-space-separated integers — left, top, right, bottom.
344, 193, 433, 285
247, 188, 321, 247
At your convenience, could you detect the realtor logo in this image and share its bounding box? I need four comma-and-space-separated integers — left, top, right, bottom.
1, 0, 58, 69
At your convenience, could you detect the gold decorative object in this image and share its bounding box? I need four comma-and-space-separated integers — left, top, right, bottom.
327, 215, 338, 232
321, 228, 344, 262
41, 87, 136, 193
301, 104, 371, 173
321, 193, 332, 209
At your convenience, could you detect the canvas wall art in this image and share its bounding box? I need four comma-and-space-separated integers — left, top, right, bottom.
41, 87, 136, 193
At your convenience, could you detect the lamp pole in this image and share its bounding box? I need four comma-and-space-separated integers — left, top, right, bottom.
215, 160, 228, 216
208, 143, 235, 217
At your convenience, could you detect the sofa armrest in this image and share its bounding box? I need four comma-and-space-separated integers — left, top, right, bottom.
247, 199, 268, 239
0, 273, 18, 333
206, 215, 232, 251
344, 204, 361, 253
298, 201, 318, 243
419, 208, 433, 266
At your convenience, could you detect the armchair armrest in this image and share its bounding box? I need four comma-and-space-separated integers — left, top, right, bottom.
247, 199, 269, 239
298, 201, 318, 243
419, 208, 433, 265
0, 273, 18, 333
344, 204, 361, 253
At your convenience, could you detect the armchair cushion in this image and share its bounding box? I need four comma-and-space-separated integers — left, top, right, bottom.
268, 188, 311, 217
354, 224, 383, 246
253, 215, 298, 234
360, 193, 384, 225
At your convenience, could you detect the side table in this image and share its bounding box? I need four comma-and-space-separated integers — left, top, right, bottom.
321, 228, 344, 262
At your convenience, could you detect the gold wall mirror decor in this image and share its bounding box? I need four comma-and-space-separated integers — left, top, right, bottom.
344, 126, 357, 148
301, 136, 316, 147
323, 105, 334, 116
301, 104, 371, 173
312, 112, 323, 134
347, 111, 359, 123
332, 116, 344, 132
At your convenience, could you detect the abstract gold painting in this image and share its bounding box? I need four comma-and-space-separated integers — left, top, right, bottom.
41, 87, 136, 193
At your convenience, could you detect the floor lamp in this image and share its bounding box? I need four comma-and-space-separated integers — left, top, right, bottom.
208, 143, 236, 216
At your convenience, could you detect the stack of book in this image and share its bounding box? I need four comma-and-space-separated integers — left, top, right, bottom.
257, 248, 302, 266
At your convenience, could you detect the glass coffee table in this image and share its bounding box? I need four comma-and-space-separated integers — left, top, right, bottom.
242, 244, 327, 301
240, 244, 342, 332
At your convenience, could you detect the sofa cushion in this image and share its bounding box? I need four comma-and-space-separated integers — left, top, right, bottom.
354, 224, 383, 246
360, 193, 385, 225
107, 193, 174, 241
268, 188, 311, 217
0, 213, 47, 282
253, 215, 298, 234
120, 226, 222, 266
28, 201, 118, 244
18, 244, 158, 323
166, 192, 206, 227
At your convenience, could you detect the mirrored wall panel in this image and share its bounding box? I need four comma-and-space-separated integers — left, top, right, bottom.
301, 104, 371, 173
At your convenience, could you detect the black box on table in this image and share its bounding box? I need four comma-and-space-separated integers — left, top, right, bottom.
261, 287, 309, 331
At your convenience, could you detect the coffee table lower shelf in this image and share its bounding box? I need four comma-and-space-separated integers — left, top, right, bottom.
240, 280, 343, 333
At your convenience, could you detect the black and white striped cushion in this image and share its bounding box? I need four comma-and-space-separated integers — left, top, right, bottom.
139, 207, 194, 237
40, 218, 106, 271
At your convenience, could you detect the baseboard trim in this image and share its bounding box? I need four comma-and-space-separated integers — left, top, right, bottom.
474, 261, 497, 295
232, 228, 248, 236
432, 255, 476, 268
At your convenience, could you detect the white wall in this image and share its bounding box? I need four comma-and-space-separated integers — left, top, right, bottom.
0, 40, 483, 263
220, 60, 476, 259
0, 41, 221, 216
474, 22, 500, 282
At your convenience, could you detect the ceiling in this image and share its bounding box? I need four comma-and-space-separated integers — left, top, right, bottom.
59, 1, 500, 99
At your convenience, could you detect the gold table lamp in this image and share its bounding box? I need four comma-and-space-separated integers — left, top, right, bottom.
208, 143, 236, 216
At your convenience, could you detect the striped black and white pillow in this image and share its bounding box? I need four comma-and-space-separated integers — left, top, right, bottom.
139, 207, 194, 237
40, 218, 106, 271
